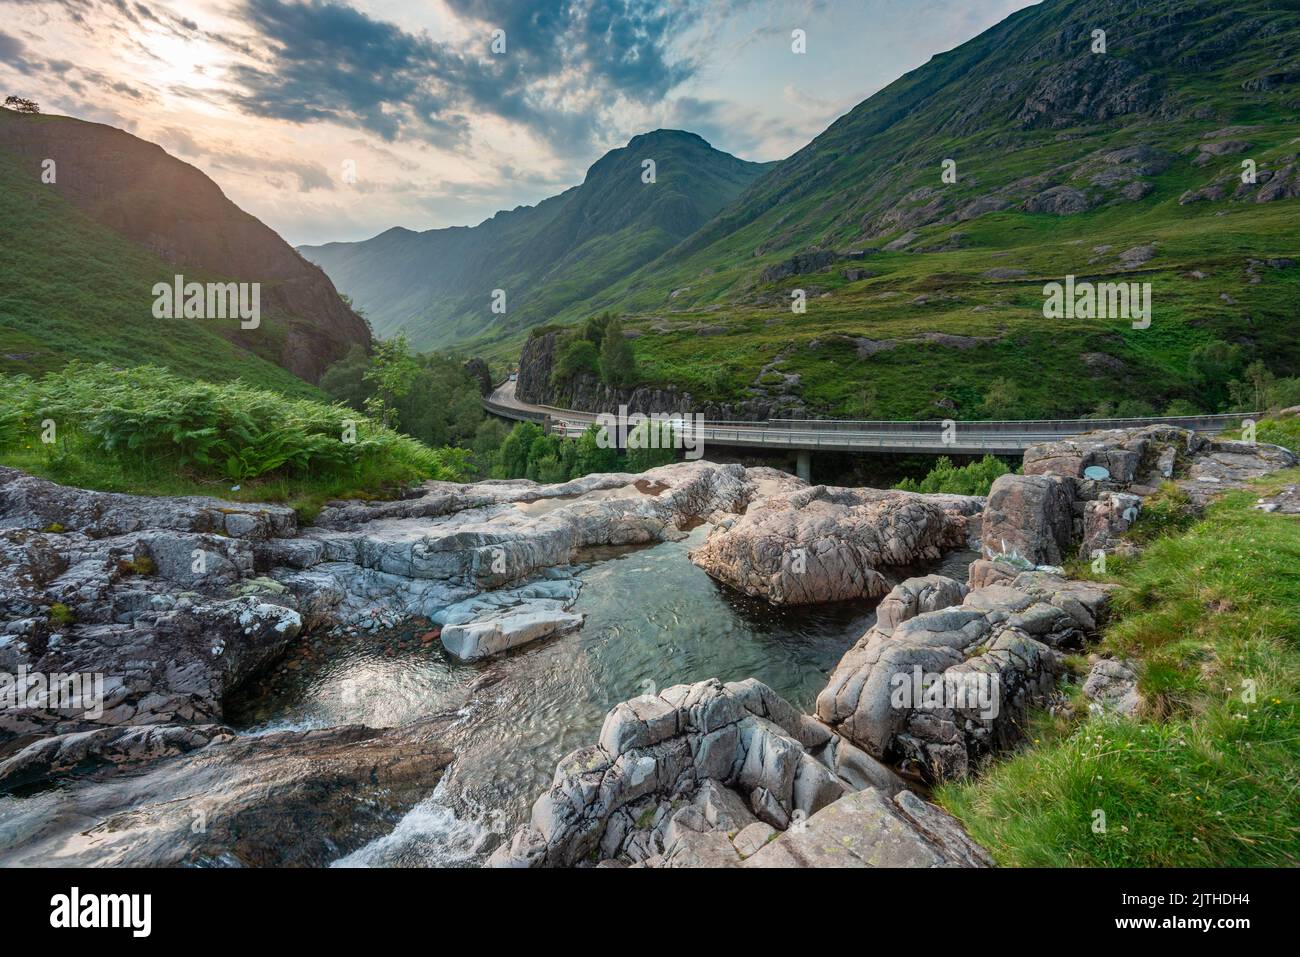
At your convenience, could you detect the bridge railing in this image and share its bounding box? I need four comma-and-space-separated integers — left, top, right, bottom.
483, 397, 551, 423
672, 413, 1256, 434
488, 397, 1257, 438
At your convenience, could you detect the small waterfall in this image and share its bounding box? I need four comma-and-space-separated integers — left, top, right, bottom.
331, 780, 497, 868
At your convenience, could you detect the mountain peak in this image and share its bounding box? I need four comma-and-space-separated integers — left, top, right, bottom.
300, 127, 769, 347
624, 129, 712, 149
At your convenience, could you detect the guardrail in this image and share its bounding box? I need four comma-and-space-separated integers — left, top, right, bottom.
484, 393, 1257, 451
483, 397, 550, 423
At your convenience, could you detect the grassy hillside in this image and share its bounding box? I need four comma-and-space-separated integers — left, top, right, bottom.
300, 130, 771, 349
0, 143, 324, 397
484, 0, 1300, 418
938, 467, 1300, 866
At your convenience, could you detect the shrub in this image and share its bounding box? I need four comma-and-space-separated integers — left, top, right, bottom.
48, 602, 75, 625
573, 424, 623, 476
493, 421, 628, 483
552, 337, 600, 385
978, 377, 1022, 419
1257, 417, 1300, 455
0, 363, 467, 488
599, 319, 638, 387
626, 420, 677, 471
894, 455, 1012, 496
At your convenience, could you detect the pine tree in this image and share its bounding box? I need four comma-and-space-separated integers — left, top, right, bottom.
599, 319, 637, 387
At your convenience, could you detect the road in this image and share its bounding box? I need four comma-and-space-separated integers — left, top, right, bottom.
484, 380, 1252, 457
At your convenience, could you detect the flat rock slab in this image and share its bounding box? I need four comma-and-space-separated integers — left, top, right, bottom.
441, 607, 584, 661
743, 786, 991, 868
0, 718, 456, 866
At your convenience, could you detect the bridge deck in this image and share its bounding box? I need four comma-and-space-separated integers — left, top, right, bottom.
484, 381, 1251, 456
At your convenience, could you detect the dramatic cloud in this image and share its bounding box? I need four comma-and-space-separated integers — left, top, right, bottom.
0, 0, 1040, 244
0, 29, 36, 72
222, 0, 711, 152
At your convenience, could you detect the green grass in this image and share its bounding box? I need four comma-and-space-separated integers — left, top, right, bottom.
937, 474, 1300, 866
598, 190, 1300, 419
1, 363, 469, 522
1258, 417, 1300, 455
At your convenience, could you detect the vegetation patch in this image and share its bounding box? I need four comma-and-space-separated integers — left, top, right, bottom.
938, 475, 1300, 866
1, 363, 470, 521
894, 454, 1014, 496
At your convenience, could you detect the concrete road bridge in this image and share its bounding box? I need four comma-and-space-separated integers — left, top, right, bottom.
485, 380, 1253, 480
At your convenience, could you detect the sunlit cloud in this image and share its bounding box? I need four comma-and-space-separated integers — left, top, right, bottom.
0, 0, 1039, 244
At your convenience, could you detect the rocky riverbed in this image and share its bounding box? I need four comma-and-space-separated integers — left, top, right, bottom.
0, 425, 1292, 866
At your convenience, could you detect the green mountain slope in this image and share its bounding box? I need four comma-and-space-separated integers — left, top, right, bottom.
0, 148, 316, 396
0, 111, 369, 389
517, 0, 1300, 419
298, 130, 772, 349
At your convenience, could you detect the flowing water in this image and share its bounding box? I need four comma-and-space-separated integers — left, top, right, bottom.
227, 526, 976, 867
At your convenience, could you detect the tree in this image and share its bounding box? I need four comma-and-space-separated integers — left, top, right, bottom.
1113, 399, 1157, 418
362, 334, 419, 429
598, 318, 637, 387
552, 337, 600, 385
1266, 377, 1300, 410
626, 420, 677, 471
572, 424, 623, 477
471, 417, 510, 476
582, 311, 614, 349
534, 454, 569, 484
495, 422, 542, 478
3, 96, 39, 114
894, 455, 1011, 496
1227, 361, 1274, 412
319, 344, 371, 411
1162, 398, 1203, 416
392, 353, 484, 448
978, 377, 1022, 419
1188, 340, 1244, 411
524, 432, 563, 481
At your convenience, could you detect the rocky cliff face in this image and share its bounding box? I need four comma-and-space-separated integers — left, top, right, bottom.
516, 330, 798, 419
0, 112, 370, 383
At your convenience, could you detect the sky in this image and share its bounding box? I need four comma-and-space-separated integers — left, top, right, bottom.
0, 0, 1039, 246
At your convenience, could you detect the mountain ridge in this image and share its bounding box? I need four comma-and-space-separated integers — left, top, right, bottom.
298, 129, 773, 348
478, 0, 1300, 420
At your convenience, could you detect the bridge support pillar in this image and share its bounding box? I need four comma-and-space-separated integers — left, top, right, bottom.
795, 450, 811, 483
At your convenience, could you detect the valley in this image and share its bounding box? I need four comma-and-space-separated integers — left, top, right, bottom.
0, 0, 1297, 889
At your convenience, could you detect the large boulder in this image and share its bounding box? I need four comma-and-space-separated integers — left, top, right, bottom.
1080, 491, 1142, 558
689, 485, 981, 604
1002, 426, 1296, 561
1021, 425, 1196, 484
743, 786, 992, 868
1083, 657, 1144, 717
980, 473, 1076, 566
817, 572, 1113, 780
